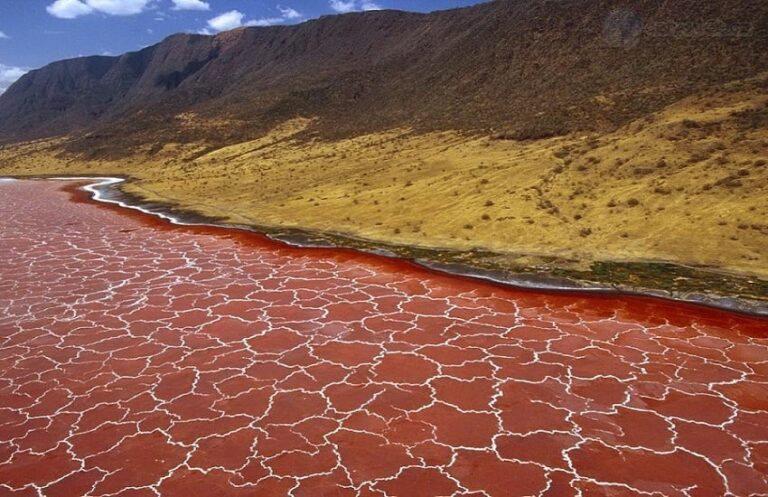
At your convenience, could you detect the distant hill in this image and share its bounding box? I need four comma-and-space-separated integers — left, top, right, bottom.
0, 0, 766, 152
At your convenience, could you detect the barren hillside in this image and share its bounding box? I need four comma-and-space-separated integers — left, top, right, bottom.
0, 0, 766, 152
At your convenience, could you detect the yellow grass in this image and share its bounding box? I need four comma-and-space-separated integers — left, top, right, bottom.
1, 80, 766, 279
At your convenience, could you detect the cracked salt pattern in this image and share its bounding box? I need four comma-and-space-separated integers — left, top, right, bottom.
0, 180, 767, 497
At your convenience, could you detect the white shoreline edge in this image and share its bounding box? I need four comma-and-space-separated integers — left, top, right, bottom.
2, 175, 238, 231
75, 176, 199, 227
53, 176, 229, 230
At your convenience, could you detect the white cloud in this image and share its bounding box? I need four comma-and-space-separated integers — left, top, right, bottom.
278, 6, 301, 19
171, 0, 209, 11
329, 0, 354, 13
201, 6, 303, 33
0, 31, 9, 40
46, 0, 154, 19
329, 0, 381, 13
246, 17, 284, 27
0, 64, 28, 95
85, 0, 153, 16
47, 0, 95, 19
205, 10, 245, 32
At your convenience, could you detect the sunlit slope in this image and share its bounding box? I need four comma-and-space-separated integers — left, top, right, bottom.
1, 76, 766, 278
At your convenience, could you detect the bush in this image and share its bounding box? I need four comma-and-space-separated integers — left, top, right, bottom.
492, 114, 569, 141
688, 152, 710, 164
732, 107, 768, 130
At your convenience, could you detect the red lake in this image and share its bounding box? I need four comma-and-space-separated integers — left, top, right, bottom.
0, 179, 767, 497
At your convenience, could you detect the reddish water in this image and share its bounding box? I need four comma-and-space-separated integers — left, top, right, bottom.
0, 179, 767, 497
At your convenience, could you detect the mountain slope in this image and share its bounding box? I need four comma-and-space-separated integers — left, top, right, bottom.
1, 0, 766, 151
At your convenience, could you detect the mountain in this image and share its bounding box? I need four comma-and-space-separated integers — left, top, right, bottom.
1, 0, 766, 152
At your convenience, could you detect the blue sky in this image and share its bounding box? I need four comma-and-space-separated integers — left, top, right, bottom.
0, 0, 484, 93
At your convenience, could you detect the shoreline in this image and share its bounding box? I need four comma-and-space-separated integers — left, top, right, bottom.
2, 175, 767, 317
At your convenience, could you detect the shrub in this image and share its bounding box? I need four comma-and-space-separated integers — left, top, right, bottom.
732, 107, 768, 130
688, 152, 710, 164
